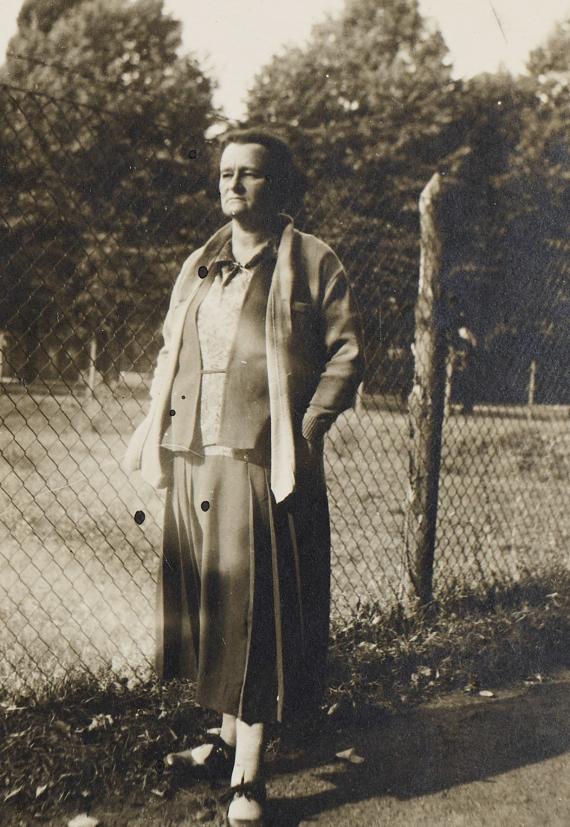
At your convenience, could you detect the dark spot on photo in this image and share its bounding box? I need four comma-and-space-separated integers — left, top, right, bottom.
134, 510, 145, 525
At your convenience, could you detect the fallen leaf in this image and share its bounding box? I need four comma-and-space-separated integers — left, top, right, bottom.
35, 784, 49, 798
68, 816, 100, 827
87, 714, 113, 732
151, 787, 167, 798
335, 747, 365, 764
327, 702, 341, 717
4, 786, 24, 802
479, 690, 495, 698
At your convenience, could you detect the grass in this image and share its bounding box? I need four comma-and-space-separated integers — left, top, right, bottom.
2, 570, 570, 821
327, 568, 570, 714
0, 387, 569, 697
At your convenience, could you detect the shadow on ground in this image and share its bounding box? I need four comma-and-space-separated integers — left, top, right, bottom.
267, 676, 570, 826
5, 675, 570, 826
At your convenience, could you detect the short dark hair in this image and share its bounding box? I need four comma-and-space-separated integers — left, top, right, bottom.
218, 128, 306, 213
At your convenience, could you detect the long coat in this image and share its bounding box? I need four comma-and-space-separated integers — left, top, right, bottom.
124, 216, 364, 719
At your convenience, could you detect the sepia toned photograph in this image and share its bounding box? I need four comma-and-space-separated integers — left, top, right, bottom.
0, 1, 569, 824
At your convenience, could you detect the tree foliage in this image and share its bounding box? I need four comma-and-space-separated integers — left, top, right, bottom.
247, 0, 458, 392
442, 22, 570, 404
249, 0, 453, 159
0, 0, 217, 380
246, 0, 569, 402
17, 0, 87, 34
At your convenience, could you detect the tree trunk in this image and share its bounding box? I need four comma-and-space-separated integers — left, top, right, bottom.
404, 172, 447, 608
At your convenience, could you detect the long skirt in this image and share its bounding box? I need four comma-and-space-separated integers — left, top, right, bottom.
156, 451, 331, 724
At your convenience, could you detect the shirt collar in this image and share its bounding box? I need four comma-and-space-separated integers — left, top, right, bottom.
213, 236, 279, 284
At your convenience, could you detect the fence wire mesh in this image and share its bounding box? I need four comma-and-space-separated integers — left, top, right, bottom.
437, 234, 570, 591
0, 72, 568, 696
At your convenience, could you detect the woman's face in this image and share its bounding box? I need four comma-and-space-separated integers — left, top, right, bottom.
219, 142, 277, 225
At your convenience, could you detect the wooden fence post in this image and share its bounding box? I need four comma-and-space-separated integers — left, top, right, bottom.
86, 334, 98, 398
527, 359, 537, 419
405, 172, 447, 607
0, 332, 7, 381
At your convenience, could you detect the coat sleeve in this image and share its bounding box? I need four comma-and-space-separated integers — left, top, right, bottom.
301, 257, 365, 441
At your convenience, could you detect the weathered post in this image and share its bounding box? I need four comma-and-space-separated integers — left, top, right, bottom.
405, 173, 447, 607
0, 331, 7, 382
444, 347, 456, 419
86, 334, 97, 398
527, 359, 537, 419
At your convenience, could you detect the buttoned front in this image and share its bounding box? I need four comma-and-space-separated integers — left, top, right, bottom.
196, 240, 276, 448
160, 238, 277, 457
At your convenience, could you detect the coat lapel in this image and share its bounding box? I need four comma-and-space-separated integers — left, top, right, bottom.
267, 217, 297, 503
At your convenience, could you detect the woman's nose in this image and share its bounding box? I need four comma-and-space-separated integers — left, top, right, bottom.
228, 171, 242, 190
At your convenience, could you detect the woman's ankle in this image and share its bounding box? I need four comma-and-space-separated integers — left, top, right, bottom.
229, 719, 265, 786
230, 764, 265, 787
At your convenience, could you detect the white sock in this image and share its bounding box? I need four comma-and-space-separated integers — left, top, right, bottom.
231, 719, 264, 787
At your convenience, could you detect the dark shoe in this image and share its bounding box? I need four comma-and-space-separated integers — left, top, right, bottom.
164, 732, 235, 780
224, 779, 267, 826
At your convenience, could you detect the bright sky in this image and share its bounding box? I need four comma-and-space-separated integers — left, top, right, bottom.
1, 0, 570, 119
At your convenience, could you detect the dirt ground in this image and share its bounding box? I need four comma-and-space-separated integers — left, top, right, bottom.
6, 669, 570, 827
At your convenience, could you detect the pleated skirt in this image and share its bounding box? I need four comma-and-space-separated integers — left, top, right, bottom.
156, 451, 331, 724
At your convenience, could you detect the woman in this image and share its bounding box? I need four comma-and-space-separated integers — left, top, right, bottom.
124, 129, 364, 825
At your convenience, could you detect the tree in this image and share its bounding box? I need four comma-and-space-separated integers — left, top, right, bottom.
0, 0, 217, 382
247, 0, 458, 394
493, 18, 570, 403
443, 20, 570, 405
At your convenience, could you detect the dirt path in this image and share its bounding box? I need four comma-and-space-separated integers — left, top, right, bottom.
266, 672, 570, 826
8, 671, 570, 826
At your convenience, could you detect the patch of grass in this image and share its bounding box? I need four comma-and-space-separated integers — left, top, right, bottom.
0, 673, 215, 820
327, 568, 570, 717
3, 571, 570, 821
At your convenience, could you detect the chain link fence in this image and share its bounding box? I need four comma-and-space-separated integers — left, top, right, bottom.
437, 230, 570, 591
1, 72, 568, 696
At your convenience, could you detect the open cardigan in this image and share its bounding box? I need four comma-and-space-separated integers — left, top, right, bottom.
123, 215, 364, 502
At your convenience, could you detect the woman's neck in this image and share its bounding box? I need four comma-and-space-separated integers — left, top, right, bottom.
231, 216, 279, 263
